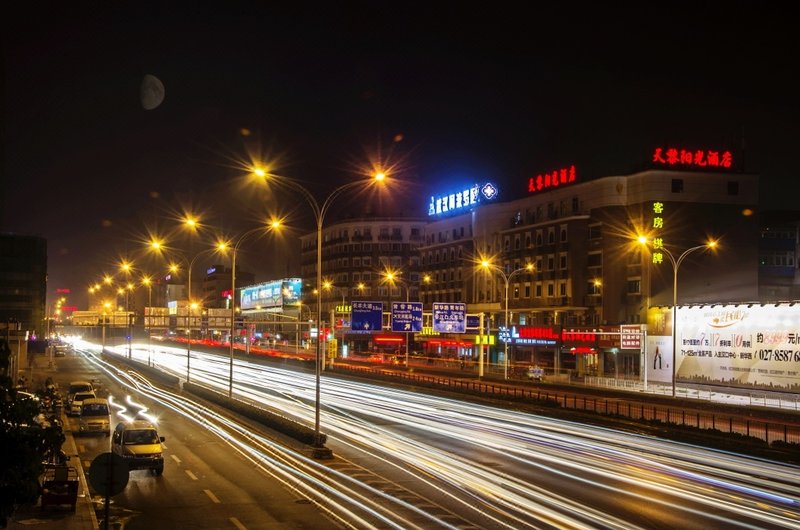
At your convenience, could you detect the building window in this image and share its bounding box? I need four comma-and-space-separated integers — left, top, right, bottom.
588, 224, 601, 239
559, 254, 567, 269
627, 279, 641, 294
524, 285, 531, 298
548, 228, 555, 244
728, 181, 739, 195
515, 235, 521, 250
535, 284, 542, 297
513, 286, 520, 299
547, 256, 554, 270
587, 280, 600, 295
547, 284, 554, 296
536, 231, 543, 246
587, 252, 602, 267
559, 283, 566, 296
362, 257, 371, 266
526, 234, 532, 248
672, 179, 684, 193
560, 226, 568, 242
572, 197, 579, 213
536, 257, 543, 272
353, 257, 361, 267
362, 272, 371, 281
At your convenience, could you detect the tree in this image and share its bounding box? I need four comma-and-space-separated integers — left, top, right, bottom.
0, 338, 64, 527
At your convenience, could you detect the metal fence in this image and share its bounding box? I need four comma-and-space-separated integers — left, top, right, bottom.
337, 365, 800, 445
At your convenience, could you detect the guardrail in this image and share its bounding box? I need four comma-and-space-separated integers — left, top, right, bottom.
335, 364, 800, 446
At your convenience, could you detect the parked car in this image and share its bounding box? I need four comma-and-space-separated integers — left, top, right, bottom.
69, 390, 96, 416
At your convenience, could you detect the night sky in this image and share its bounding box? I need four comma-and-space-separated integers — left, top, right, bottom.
3, 2, 799, 309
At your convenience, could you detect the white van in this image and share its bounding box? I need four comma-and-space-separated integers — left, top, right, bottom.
78, 397, 111, 436
69, 390, 96, 416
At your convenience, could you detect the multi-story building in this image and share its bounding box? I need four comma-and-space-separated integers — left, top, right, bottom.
300, 164, 759, 375
758, 210, 800, 301
0, 233, 47, 336
299, 217, 427, 353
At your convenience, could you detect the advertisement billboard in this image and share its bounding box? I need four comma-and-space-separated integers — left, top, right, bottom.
240, 278, 302, 311
650, 304, 800, 393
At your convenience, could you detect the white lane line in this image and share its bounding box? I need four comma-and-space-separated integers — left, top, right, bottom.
185, 469, 198, 481
171, 454, 181, 464
229, 517, 247, 530
204, 489, 221, 503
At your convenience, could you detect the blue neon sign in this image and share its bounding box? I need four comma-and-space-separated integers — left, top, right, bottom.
428, 182, 499, 217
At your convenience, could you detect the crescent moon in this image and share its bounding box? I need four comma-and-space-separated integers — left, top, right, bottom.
140, 74, 165, 110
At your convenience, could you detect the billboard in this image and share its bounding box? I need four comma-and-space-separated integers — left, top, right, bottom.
649, 304, 800, 393
240, 278, 302, 311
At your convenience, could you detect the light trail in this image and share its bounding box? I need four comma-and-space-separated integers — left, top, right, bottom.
76, 340, 800, 529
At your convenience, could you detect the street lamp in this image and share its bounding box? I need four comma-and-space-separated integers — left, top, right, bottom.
226, 220, 281, 398
637, 236, 717, 397
161, 242, 228, 383
255, 166, 385, 454
141, 276, 153, 365
480, 259, 534, 380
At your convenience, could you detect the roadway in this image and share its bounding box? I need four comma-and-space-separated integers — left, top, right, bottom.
56, 339, 800, 529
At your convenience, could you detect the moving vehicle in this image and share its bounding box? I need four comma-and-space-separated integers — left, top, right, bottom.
78, 397, 111, 436
111, 420, 165, 475
69, 390, 96, 416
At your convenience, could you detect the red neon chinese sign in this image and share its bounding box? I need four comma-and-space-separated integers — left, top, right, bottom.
652, 147, 733, 169
527, 165, 577, 194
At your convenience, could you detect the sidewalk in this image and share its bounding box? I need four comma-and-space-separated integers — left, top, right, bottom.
6, 356, 99, 530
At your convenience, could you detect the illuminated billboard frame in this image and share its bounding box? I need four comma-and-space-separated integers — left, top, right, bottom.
240, 278, 302, 311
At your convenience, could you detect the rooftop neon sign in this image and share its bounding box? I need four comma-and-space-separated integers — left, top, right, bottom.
428, 182, 498, 216
527, 165, 577, 194
652, 146, 733, 169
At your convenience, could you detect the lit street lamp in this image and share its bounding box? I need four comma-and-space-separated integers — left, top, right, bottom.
480, 259, 534, 380
638, 236, 717, 397
227, 220, 281, 398
160, 242, 228, 383
255, 166, 385, 455
141, 276, 153, 365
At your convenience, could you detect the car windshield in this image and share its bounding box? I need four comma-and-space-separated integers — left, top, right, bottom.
69, 384, 92, 394
81, 404, 108, 416
74, 393, 94, 401
123, 429, 159, 445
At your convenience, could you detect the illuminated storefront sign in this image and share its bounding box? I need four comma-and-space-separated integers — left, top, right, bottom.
527, 165, 577, 194
621, 325, 642, 349
652, 146, 733, 169
428, 182, 498, 216
651, 201, 666, 265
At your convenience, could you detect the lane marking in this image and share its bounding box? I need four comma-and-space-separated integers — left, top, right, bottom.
204, 489, 221, 503
171, 454, 181, 464
185, 470, 198, 481
229, 517, 247, 530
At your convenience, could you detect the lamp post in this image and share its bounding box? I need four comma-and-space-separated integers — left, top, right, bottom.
254, 167, 385, 454
227, 222, 280, 398
141, 276, 153, 366
480, 260, 534, 380
322, 280, 346, 361
638, 237, 717, 397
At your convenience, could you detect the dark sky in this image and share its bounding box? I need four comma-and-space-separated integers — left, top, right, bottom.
3, 2, 799, 309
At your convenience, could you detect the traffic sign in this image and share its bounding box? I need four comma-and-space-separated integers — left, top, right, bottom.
432, 303, 466, 333
351, 301, 383, 331
88, 452, 129, 497
391, 302, 423, 332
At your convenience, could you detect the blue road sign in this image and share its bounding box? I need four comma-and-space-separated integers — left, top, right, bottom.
466, 314, 481, 329
432, 302, 466, 333
351, 301, 383, 332
391, 302, 423, 332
